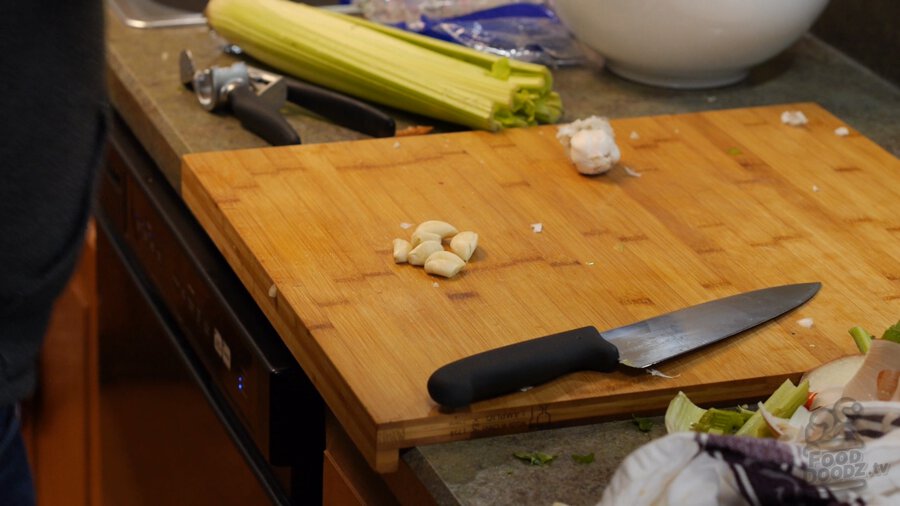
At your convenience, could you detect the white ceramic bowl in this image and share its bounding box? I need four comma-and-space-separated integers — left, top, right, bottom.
552, 0, 830, 89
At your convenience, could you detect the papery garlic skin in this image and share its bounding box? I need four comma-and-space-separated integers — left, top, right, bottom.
780, 110, 808, 126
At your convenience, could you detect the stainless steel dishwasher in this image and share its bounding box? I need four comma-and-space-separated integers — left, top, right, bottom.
95, 112, 324, 505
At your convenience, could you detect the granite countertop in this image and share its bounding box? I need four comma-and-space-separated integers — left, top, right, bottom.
105, 9, 900, 506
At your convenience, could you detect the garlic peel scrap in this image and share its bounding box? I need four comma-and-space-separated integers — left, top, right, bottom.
780, 110, 808, 126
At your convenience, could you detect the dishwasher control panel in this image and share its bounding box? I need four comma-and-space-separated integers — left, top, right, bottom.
99, 121, 322, 468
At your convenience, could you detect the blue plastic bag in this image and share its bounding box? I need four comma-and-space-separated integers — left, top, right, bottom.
383, 2, 584, 66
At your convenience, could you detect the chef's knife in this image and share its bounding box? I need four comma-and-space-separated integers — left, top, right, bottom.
428, 282, 821, 408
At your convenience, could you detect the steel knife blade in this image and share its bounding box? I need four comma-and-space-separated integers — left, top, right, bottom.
427, 282, 821, 408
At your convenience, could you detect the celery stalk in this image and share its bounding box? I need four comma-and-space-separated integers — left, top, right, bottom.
849, 326, 874, 353
692, 408, 755, 435
735, 379, 809, 438
205, 0, 562, 131
664, 391, 707, 433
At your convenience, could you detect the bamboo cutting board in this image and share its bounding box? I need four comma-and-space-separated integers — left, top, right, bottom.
181, 103, 900, 472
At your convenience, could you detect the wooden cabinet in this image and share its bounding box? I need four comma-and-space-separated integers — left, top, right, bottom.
21, 223, 100, 506
17, 221, 436, 506
323, 413, 436, 506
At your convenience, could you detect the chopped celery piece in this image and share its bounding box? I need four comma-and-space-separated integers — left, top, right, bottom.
571, 453, 595, 464
735, 379, 809, 438
881, 320, 900, 344
631, 415, 654, 433
513, 452, 556, 466
664, 391, 707, 433
850, 326, 874, 353
205, 0, 562, 131
693, 408, 749, 435
737, 406, 756, 421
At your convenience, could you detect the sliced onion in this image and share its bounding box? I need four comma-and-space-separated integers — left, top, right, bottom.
843, 340, 900, 402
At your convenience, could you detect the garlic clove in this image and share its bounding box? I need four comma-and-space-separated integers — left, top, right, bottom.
392, 238, 412, 263
424, 251, 466, 278
414, 220, 459, 239
410, 230, 442, 248
407, 240, 443, 266
449, 231, 478, 262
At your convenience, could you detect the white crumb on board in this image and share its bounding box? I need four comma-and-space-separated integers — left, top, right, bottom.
623, 166, 642, 177
400, 222, 413, 229
797, 317, 814, 328
834, 126, 850, 137
432, 282, 440, 288
267, 284, 277, 298
812, 185, 820, 193
392, 141, 401, 148
781, 110, 808, 126
647, 368, 680, 379
531, 223, 543, 233
629, 131, 640, 140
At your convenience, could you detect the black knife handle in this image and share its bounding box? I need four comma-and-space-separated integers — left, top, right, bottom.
285, 79, 396, 138
228, 84, 301, 146
427, 326, 619, 409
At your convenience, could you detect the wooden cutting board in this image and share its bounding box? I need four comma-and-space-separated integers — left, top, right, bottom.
181, 103, 900, 472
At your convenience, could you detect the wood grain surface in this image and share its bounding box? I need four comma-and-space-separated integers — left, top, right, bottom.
181, 103, 900, 472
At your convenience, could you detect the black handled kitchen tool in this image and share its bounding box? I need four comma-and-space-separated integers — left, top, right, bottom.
221, 43, 395, 138
180, 49, 300, 146
249, 67, 396, 140
282, 78, 395, 139
428, 282, 821, 408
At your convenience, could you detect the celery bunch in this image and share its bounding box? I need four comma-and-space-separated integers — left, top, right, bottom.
205, 0, 563, 131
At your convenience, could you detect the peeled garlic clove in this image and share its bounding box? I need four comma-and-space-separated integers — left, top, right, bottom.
392, 238, 412, 263
424, 251, 466, 278
407, 240, 443, 266
410, 230, 442, 248
414, 220, 458, 239
450, 231, 478, 262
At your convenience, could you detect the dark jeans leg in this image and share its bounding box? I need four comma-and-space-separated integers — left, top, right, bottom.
0, 404, 35, 506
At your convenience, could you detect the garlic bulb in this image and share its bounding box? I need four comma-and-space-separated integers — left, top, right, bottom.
557, 116, 621, 175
